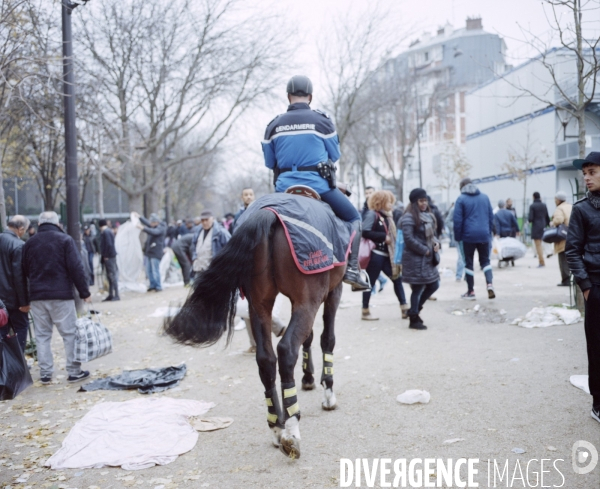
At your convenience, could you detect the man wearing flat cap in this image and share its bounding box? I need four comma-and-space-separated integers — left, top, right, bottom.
551, 191, 572, 287
565, 151, 600, 424
192, 210, 231, 273
133, 212, 167, 292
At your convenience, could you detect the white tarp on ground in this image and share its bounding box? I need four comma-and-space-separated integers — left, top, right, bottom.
511, 307, 582, 328
570, 375, 591, 395
115, 214, 146, 293
46, 397, 214, 470
160, 247, 183, 287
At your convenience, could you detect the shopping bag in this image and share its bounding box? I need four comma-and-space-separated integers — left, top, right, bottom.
0, 335, 33, 400
393, 229, 404, 264
74, 314, 113, 363
358, 238, 376, 269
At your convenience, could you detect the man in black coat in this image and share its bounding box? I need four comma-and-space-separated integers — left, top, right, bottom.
171, 233, 194, 286
565, 151, 600, 424
99, 219, 119, 301
22, 211, 91, 385
0, 215, 31, 351
528, 192, 550, 267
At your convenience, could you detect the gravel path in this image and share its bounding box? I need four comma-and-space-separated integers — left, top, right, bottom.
0, 247, 597, 488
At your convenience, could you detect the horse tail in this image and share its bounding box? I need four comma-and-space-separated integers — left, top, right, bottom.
163, 209, 277, 346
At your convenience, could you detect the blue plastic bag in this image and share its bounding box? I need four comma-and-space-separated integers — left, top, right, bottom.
393, 229, 404, 264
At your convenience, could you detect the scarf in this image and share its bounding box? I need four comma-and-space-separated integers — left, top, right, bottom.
378, 210, 401, 280
587, 191, 600, 209
420, 211, 435, 242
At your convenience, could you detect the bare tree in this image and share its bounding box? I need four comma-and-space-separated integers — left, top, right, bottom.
318, 4, 408, 188
77, 0, 292, 213
511, 0, 600, 159
502, 126, 549, 226
436, 142, 472, 205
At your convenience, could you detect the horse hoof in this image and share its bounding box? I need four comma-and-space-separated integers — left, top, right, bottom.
322, 401, 337, 411
322, 388, 337, 410
302, 382, 315, 391
280, 435, 301, 459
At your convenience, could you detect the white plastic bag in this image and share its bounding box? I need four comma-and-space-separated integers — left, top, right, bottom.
396, 390, 431, 404
498, 237, 526, 260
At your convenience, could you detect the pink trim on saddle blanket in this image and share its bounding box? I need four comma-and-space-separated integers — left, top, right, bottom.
265, 207, 354, 275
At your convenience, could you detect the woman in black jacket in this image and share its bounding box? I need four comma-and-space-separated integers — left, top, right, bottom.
361, 190, 407, 321
400, 188, 440, 330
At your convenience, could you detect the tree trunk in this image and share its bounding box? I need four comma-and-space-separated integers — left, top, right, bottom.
0, 151, 6, 231
96, 170, 104, 218
128, 193, 143, 213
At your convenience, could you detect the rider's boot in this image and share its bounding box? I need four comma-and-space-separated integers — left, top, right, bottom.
343, 220, 370, 291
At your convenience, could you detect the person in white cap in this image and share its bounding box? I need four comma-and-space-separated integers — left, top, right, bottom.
551, 190, 573, 286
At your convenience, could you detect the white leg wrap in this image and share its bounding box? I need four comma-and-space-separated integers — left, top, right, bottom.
283, 415, 301, 440
322, 387, 337, 410
270, 425, 282, 447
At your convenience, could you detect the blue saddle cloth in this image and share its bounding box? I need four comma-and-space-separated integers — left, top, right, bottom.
235, 193, 353, 274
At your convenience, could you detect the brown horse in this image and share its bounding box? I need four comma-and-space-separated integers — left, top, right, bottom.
164, 207, 344, 459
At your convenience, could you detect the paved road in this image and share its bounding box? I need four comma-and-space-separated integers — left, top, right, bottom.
0, 246, 597, 488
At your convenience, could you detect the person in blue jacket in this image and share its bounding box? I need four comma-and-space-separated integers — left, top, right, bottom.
493, 199, 520, 238
453, 178, 495, 300
261, 75, 369, 291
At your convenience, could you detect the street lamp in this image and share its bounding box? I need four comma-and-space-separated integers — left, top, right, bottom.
61, 0, 89, 242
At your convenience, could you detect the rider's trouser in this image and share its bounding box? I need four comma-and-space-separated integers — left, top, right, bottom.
319, 188, 361, 223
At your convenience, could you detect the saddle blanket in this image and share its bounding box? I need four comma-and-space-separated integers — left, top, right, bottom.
236, 193, 353, 274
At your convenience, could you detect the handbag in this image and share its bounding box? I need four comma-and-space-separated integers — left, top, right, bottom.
74, 310, 113, 363
358, 238, 376, 270
432, 245, 441, 267
0, 335, 33, 400
542, 224, 568, 243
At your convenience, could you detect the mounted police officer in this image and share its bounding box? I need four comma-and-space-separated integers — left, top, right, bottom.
261, 75, 370, 291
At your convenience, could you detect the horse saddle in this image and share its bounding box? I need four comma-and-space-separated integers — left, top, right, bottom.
284, 182, 352, 201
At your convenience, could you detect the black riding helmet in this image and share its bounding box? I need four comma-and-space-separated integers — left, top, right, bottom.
286, 75, 313, 97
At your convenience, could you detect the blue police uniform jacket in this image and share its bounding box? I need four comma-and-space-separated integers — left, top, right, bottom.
261, 102, 340, 195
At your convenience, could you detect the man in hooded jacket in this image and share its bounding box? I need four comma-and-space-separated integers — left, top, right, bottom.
453, 178, 495, 300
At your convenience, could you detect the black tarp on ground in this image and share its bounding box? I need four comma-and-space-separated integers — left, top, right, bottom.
79, 364, 186, 394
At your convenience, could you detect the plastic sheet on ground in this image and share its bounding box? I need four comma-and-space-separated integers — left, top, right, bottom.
160, 248, 183, 286
191, 417, 234, 432
511, 307, 581, 328
45, 397, 214, 470
148, 306, 181, 318
396, 390, 431, 404
570, 375, 591, 395
115, 214, 146, 293
79, 364, 187, 394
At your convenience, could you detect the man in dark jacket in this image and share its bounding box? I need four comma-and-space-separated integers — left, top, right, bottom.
493, 200, 520, 238
22, 211, 91, 385
82, 225, 96, 285
99, 219, 119, 301
135, 212, 167, 292
231, 187, 256, 234
453, 178, 495, 300
565, 151, 600, 424
0, 215, 31, 351
528, 192, 550, 267
171, 233, 194, 286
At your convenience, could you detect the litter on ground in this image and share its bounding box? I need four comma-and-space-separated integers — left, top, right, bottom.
570, 375, 590, 395
396, 390, 431, 404
191, 417, 234, 432
148, 306, 180, 318
511, 307, 581, 328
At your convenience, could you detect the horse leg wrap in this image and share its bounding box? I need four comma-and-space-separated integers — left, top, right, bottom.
320, 352, 334, 389
264, 388, 284, 428
302, 348, 314, 375
281, 381, 301, 421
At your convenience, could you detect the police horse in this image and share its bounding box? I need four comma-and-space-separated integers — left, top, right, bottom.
164, 191, 351, 459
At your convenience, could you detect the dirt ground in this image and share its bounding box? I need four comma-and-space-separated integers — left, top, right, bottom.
0, 246, 597, 488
